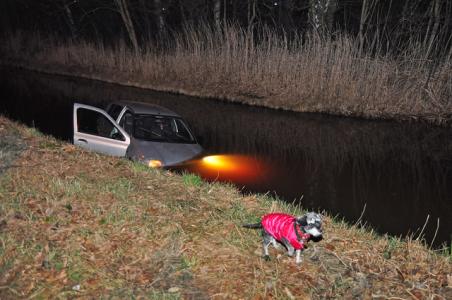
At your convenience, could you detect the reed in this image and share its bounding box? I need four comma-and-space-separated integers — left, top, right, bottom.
1, 26, 451, 123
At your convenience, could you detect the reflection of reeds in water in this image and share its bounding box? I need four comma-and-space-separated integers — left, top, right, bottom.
1, 27, 451, 124
2, 68, 451, 245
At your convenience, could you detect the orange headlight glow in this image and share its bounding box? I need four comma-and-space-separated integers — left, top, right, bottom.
189, 154, 267, 184
202, 155, 238, 171
148, 160, 163, 168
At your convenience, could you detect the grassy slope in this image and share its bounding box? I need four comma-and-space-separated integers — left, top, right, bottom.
0, 116, 451, 299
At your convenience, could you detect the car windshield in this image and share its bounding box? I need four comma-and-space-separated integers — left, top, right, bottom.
133, 114, 196, 143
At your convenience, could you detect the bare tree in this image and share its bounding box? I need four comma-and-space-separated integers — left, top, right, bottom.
114, 0, 139, 51
62, 0, 78, 39
153, 0, 165, 34
247, 0, 257, 32
223, 0, 227, 25
175, 0, 207, 26
137, 0, 152, 37
279, 0, 295, 31
325, 0, 337, 32
309, 0, 338, 34
213, 0, 221, 30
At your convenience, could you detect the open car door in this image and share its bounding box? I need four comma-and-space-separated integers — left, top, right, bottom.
73, 103, 130, 157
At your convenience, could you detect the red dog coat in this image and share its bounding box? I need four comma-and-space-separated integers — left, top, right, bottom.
261, 213, 311, 250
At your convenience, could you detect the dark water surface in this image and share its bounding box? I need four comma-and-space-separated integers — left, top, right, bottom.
1, 67, 451, 247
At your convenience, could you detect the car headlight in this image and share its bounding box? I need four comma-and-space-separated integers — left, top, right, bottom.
148, 160, 163, 168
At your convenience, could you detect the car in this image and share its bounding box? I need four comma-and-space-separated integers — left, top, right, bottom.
73, 101, 203, 167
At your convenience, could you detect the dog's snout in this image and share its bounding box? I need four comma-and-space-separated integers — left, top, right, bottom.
311, 227, 323, 237
305, 224, 323, 238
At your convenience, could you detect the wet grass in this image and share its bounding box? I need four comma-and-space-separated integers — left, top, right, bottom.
0, 115, 451, 298
182, 173, 203, 187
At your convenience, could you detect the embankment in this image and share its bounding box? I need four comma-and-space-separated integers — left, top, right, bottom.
0, 116, 451, 298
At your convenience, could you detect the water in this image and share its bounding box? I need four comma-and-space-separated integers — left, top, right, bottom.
1, 67, 451, 247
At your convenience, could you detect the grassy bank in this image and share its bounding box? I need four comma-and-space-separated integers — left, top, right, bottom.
0, 116, 451, 299
1, 27, 451, 125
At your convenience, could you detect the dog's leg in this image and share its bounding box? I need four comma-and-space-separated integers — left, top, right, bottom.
262, 231, 273, 261
295, 250, 302, 264
281, 238, 295, 257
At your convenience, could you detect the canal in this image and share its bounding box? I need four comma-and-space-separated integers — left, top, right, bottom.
1, 67, 451, 248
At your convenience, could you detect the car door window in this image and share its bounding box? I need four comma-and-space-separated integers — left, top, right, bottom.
77, 108, 125, 141
107, 104, 124, 120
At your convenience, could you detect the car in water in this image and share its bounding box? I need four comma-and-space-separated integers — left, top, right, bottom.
73, 101, 203, 167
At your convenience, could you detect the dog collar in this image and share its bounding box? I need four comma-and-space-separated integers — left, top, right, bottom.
294, 222, 310, 241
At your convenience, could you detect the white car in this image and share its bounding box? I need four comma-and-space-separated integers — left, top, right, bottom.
73, 101, 203, 167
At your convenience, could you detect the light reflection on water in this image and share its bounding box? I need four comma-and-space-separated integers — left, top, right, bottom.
176, 154, 271, 185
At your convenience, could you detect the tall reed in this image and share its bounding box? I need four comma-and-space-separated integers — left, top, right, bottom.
1, 25, 451, 123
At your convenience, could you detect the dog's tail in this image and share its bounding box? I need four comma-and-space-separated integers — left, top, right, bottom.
242, 223, 262, 229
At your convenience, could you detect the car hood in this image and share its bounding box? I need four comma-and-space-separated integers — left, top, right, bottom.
130, 139, 203, 166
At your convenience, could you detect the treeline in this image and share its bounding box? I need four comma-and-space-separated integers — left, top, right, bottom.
1, 0, 452, 58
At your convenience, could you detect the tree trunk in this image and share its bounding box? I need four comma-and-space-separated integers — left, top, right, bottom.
178, 0, 187, 25
138, 0, 152, 38
232, 0, 236, 22
63, 1, 77, 39
325, 0, 337, 32
114, 0, 139, 52
153, 0, 165, 34
309, 0, 338, 34
223, 0, 227, 26
309, 0, 319, 30
279, 0, 294, 31
213, 0, 221, 30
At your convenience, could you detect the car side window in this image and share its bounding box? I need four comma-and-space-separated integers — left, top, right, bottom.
174, 119, 193, 142
119, 111, 134, 136
77, 108, 125, 141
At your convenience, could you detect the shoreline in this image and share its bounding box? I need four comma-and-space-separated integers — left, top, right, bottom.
2, 61, 450, 127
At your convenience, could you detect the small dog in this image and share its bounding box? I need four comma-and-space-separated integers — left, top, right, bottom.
243, 212, 323, 264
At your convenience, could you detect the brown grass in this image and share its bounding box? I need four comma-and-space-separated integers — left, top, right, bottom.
1, 27, 451, 124
0, 116, 451, 299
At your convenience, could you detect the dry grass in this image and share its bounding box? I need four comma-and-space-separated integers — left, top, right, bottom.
1, 27, 451, 125
1, 116, 451, 299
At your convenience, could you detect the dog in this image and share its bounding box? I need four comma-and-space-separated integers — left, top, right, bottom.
243, 212, 323, 264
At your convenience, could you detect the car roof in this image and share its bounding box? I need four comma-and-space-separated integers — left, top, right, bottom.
112, 101, 180, 117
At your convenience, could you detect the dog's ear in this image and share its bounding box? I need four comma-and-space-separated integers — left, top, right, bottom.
305, 212, 322, 224
296, 216, 307, 226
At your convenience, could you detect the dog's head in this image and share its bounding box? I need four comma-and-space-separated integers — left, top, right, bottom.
296, 212, 323, 238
